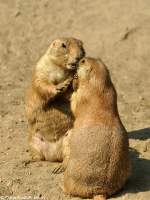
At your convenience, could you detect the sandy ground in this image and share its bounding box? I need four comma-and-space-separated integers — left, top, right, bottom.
0, 0, 150, 199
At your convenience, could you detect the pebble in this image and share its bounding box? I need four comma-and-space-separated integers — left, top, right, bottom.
21, 160, 31, 167
19, 118, 24, 122
8, 128, 13, 132
7, 180, 13, 187
7, 135, 12, 139
26, 188, 31, 192
139, 96, 145, 101
15, 11, 21, 17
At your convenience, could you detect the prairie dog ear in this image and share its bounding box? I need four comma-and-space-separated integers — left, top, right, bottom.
77, 39, 83, 47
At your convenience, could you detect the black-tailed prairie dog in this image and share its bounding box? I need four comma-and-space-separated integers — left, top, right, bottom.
64, 57, 131, 200
25, 37, 85, 162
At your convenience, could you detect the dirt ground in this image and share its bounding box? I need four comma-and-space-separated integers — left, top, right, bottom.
0, 0, 150, 200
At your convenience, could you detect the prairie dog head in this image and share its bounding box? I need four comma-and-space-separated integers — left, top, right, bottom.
77, 57, 111, 91
72, 57, 117, 117
48, 37, 85, 70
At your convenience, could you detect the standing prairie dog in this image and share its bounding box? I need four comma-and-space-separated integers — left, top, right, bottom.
64, 57, 131, 200
25, 38, 85, 162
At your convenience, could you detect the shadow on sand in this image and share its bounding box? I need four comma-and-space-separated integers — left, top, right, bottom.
114, 127, 150, 198
128, 127, 150, 140
125, 147, 150, 193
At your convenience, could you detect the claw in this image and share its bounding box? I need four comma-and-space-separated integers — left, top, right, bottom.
56, 81, 71, 93
52, 165, 65, 174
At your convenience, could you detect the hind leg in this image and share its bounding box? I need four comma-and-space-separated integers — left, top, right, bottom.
52, 130, 73, 174
29, 133, 63, 162
29, 133, 47, 161
29, 145, 45, 161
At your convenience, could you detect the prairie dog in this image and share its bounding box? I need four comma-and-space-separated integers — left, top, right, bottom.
25, 38, 85, 161
64, 57, 131, 199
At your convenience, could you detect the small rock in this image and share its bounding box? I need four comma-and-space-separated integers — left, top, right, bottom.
19, 118, 24, 123
26, 188, 31, 192
7, 135, 12, 139
19, 78, 23, 82
139, 96, 145, 101
15, 11, 21, 17
14, 178, 21, 183
8, 128, 13, 132
7, 180, 13, 187
22, 160, 31, 167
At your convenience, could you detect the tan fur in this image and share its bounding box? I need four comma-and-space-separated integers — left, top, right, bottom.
64, 57, 131, 199
25, 37, 85, 162
94, 195, 106, 200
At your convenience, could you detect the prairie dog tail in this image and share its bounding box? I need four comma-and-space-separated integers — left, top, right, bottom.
94, 195, 106, 200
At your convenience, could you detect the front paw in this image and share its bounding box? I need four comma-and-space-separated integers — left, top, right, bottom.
56, 84, 67, 93
56, 78, 72, 94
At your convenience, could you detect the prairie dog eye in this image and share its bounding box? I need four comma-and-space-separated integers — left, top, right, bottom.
62, 43, 67, 48
81, 59, 85, 64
